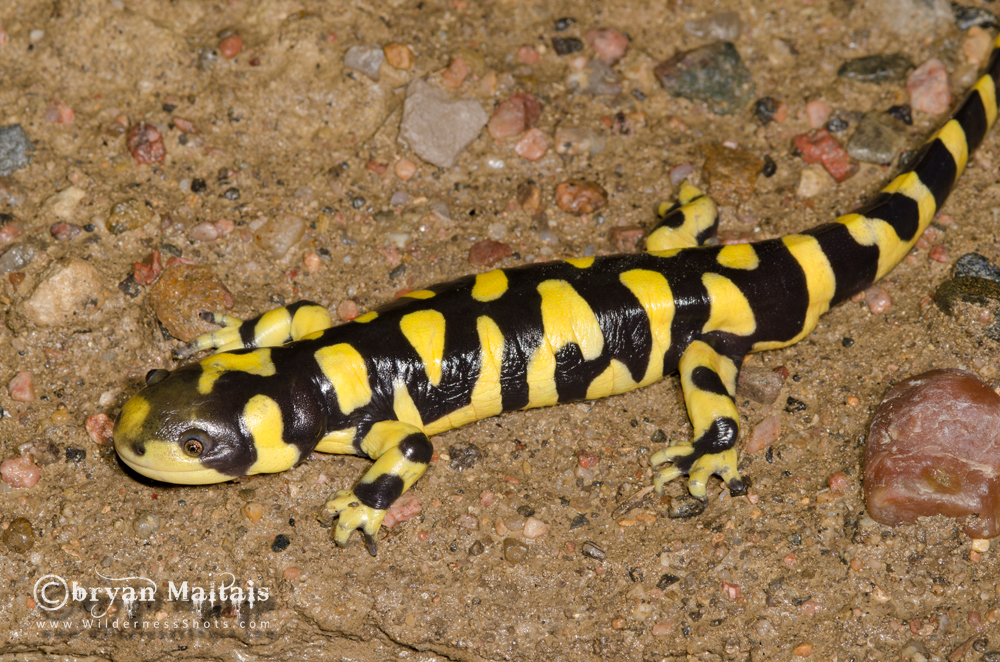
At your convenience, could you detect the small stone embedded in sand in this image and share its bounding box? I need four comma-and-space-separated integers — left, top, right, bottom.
654, 41, 756, 115
1, 456, 41, 488
468, 239, 512, 267
383, 42, 413, 70
907, 58, 952, 115
21, 258, 108, 326
126, 121, 165, 164
253, 215, 306, 259
344, 44, 384, 81
106, 198, 156, 234
0, 124, 34, 176
218, 33, 243, 59
488, 93, 542, 140
2, 517, 35, 553
585, 28, 629, 66
86, 413, 115, 446
554, 180, 608, 215
382, 492, 422, 528
7, 371, 35, 402
703, 142, 764, 207
793, 129, 857, 183
864, 369, 1000, 538
148, 264, 233, 342
398, 79, 488, 168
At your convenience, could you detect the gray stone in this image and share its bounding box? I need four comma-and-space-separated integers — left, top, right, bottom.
0, 125, 33, 176
953, 4, 998, 30
683, 12, 743, 41
866, 0, 953, 37
954, 253, 1000, 282
343, 44, 384, 81
20, 258, 108, 326
847, 112, 907, 164
838, 54, 914, 82
654, 41, 756, 115
399, 79, 488, 168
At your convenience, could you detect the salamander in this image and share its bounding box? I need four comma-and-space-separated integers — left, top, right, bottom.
113, 39, 1000, 555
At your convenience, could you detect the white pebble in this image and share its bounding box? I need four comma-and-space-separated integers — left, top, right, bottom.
522, 516, 549, 539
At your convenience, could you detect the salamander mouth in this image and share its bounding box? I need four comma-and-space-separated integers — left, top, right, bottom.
115, 440, 233, 485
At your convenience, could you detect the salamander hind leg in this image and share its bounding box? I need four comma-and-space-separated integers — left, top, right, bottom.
318, 421, 432, 556
652, 340, 746, 500
177, 300, 332, 358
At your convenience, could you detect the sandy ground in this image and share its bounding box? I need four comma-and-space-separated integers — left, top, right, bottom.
1, 0, 999, 660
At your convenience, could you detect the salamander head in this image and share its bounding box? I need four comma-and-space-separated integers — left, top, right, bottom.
114, 351, 324, 485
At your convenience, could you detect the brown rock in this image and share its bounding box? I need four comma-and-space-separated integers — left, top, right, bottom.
554, 180, 608, 215
468, 239, 512, 267
609, 226, 646, 252
703, 143, 764, 207
20, 258, 108, 326
384, 42, 414, 70
126, 122, 165, 164
148, 264, 234, 342
517, 180, 544, 216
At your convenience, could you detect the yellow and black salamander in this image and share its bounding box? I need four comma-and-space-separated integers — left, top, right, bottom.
114, 39, 1000, 555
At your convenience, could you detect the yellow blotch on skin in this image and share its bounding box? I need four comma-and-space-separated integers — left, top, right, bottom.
679, 341, 739, 439
753, 234, 836, 352
198, 349, 276, 395
115, 395, 150, 443
427, 315, 505, 434
564, 256, 595, 269
619, 269, 674, 385
244, 394, 299, 475
701, 273, 755, 337
314, 343, 373, 414
290, 305, 333, 339
931, 119, 969, 177
399, 309, 447, 386
716, 244, 759, 270
393, 384, 424, 430
973, 74, 998, 128
354, 311, 378, 323
526, 280, 604, 407
315, 427, 357, 454
403, 289, 436, 299
585, 359, 638, 400
253, 308, 294, 347
471, 269, 509, 302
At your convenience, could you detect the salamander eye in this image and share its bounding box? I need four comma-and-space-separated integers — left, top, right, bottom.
145, 369, 170, 386
181, 429, 212, 457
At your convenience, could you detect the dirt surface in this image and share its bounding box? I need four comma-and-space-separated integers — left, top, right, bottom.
2, 1, 1000, 660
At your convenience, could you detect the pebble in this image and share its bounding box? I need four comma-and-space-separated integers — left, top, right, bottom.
65, 447, 85, 463
745, 414, 781, 454
0, 125, 33, 176
870, 0, 954, 37
468, 239, 512, 266
847, 112, 907, 165
907, 59, 951, 115
954, 253, 1000, 282
1, 456, 40, 488
864, 285, 891, 314
399, 79, 488, 168
394, 158, 417, 181
683, 12, 743, 41
344, 44, 384, 81
382, 492, 422, 527
669, 162, 695, 185
955, 5, 999, 30
283, 566, 300, 581
242, 502, 264, 523
793, 130, 857, 182
516, 46, 540, 65
219, 33, 243, 59
502, 537, 529, 563
133, 512, 161, 538
522, 516, 548, 539
85, 413, 115, 446
584, 28, 629, 66
864, 369, 1000, 538
796, 163, 836, 198
887, 104, 913, 126
736, 366, 785, 404
126, 122, 165, 164
608, 226, 646, 252
42, 186, 86, 221
441, 56, 470, 89
703, 143, 764, 207
2, 518, 34, 553
488, 93, 542, 140
554, 180, 608, 214
581, 541, 606, 560
514, 128, 550, 161
7, 371, 35, 402
934, 276, 1000, 342
271, 534, 291, 552
553, 125, 605, 155
837, 53, 914, 82
964, 26, 994, 66
50, 222, 82, 240
21, 258, 108, 326
336, 299, 359, 321
106, 198, 156, 234
254, 215, 306, 259
468, 540, 485, 555
148, 264, 233, 342
189, 220, 222, 242
654, 41, 756, 115
825, 114, 849, 133
44, 99, 75, 125
0, 213, 22, 246
517, 180, 544, 215
449, 441, 483, 471
20, 441, 58, 465
383, 42, 414, 70
805, 100, 832, 129
753, 97, 783, 125
172, 116, 197, 134
551, 37, 583, 56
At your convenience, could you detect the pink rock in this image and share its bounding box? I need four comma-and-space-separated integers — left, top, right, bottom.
522, 516, 549, 539
793, 129, 857, 182
85, 413, 115, 446
745, 414, 781, 454
907, 59, 952, 115
44, 99, 75, 125
864, 369, 1000, 538
585, 28, 629, 66
805, 99, 831, 129
516, 45, 540, 65
442, 56, 470, 89
488, 93, 542, 140
864, 285, 892, 314
1, 456, 41, 488
382, 492, 422, 528
513, 128, 550, 160
7, 371, 35, 402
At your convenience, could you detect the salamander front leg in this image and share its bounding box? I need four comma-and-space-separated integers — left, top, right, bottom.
318, 421, 433, 556
177, 300, 333, 357
652, 340, 745, 499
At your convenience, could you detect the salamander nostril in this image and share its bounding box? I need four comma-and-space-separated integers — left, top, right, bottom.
133, 440, 146, 456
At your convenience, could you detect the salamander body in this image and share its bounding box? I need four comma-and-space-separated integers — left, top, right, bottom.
114, 39, 1000, 554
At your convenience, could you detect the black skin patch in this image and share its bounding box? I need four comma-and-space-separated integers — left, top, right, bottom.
856, 191, 921, 243
695, 416, 739, 456
354, 473, 404, 510
804, 223, 880, 305
399, 432, 433, 464
690, 366, 732, 398
954, 90, 988, 153
912, 138, 958, 210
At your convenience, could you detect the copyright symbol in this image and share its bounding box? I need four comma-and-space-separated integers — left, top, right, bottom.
33, 574, 68, 611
